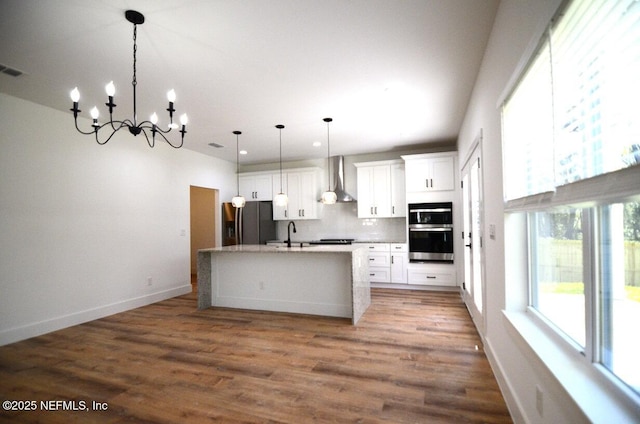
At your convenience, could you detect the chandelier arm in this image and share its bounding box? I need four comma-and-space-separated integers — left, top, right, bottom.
140, 128, 155, 148
150, 127, 184, 148
93, 121, 129, 145
141, 122, 173, 134
73, 116, 99, 136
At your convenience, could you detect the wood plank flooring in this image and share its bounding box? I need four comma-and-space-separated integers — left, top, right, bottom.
0, 289, 512, 423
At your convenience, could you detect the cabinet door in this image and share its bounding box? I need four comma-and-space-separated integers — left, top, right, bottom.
373, 166, 391, 217
297, 171, 318, 219
405, 156, 454, 192
390, 253, 407, 284
356, 167, 374, 218
390, 163, 406, 217
238, 175, 255, 200
430, 156, 454, 191
253, 174, 273, 200
238, 174, 273, 200
356, 165, 391, 218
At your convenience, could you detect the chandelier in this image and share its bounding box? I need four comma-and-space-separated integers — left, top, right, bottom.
69, 10, 187, 148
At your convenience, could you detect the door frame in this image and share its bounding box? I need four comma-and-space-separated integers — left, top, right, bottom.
460, 129, 486, 335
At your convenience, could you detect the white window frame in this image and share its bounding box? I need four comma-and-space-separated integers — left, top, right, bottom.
501, 0, 640, 419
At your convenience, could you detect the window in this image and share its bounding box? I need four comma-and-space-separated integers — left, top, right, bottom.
529, 208, 585, 347
600, 200, 640, 393
503, 0, 640, 401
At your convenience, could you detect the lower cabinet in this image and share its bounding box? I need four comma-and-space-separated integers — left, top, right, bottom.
407, 263, 457, 287
390, 243, 408, 284
360, 243, 408, 284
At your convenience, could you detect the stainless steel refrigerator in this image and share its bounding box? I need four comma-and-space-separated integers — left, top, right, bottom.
222, 201, 277, 246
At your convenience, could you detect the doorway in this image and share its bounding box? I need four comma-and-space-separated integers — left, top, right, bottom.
190, 186, 218, 286
461, 132, 485, 333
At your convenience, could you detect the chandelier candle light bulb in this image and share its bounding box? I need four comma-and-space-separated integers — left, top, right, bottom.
69, 10, 186, 148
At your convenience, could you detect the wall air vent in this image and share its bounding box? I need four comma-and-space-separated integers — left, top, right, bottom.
0, 64, 24, 77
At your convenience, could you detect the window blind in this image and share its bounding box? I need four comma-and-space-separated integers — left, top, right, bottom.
502, 0, 640, 211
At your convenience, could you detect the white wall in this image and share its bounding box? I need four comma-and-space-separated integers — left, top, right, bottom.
0, 93, 237, 345
456, 0, 630, 423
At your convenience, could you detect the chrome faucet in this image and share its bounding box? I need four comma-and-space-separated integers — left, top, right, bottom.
286, 221, 297, 248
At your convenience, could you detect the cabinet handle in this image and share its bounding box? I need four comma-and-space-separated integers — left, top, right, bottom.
426, 276, 436, 279
370, 273, 375, 277
425, 179, 428, 188
369, 258, 375, 261
430, 179, 433, 188
370, 206, 374, 215
374, 206, 378, 215
392, 206, 395, 214
285, 210, 288, 218
391, 257, 394, 264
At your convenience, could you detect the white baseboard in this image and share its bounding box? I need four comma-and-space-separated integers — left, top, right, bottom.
0, 284, 192, 346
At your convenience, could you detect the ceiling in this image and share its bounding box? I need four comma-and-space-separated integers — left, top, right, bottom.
0, 0, 499, 165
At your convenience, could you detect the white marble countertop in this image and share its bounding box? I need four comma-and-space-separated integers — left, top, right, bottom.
199, 244, 367, 254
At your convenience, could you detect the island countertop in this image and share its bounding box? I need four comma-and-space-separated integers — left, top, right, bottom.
198, 244, 367, 254
197, 244, 371, 324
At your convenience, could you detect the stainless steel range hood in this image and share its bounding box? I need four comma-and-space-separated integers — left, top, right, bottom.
326, 156, 356, 203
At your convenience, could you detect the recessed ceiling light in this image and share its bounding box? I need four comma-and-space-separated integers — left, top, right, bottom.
239, 150, 248, 155
313, 141, 322, 147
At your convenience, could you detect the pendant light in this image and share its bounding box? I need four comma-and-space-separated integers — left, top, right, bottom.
273, 124, 288, 207
320, 117, 338, 204
231, 131, 246, 208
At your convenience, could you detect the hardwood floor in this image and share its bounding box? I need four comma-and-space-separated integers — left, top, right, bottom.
0, 289, 512, 423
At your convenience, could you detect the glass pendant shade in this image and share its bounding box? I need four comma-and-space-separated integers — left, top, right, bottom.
274, 192, 288, 206
231, 195, 246, 208
321, 190, 337, 205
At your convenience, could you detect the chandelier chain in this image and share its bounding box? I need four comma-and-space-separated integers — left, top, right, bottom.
132, 24, 138, 87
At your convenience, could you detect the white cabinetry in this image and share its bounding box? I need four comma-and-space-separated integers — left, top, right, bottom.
390, 243, 408, 284
390, 163, 406, 217
407, 263, 457, 287
403, 153, 455, 193
359, 243, 408, 284
362, 243, 391, 283
239, 173, 273, 201
354, 160, 405, 218
272, 168, 320, 220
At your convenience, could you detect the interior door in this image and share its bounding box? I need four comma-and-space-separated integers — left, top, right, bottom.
461, 140, 485, 332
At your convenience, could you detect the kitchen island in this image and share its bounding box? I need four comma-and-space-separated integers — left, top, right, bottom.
197, 244, 371, 324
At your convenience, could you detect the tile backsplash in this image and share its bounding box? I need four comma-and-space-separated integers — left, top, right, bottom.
275, 202, 406, 243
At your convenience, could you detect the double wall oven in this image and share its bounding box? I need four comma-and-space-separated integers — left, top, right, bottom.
408, 202, 454, 263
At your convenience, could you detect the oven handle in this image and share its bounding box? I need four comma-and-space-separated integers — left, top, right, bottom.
409, 208, 451, 213
409, 227, 452, 232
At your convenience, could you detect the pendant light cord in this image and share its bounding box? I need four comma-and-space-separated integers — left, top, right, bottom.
279, 127, 283, 192
235, 131, 241, 196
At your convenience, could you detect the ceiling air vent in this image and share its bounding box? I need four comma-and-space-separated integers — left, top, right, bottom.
208, 142, 224, 148
0, 64, 25, 77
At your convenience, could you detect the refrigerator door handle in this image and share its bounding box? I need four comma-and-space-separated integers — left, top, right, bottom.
235, 206, 243, 245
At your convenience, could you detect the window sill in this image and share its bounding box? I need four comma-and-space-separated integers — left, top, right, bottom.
502, 310, 639, 423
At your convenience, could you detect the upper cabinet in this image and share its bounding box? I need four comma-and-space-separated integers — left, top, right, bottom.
272, 168, 320, 220
238, 172, 273, 201
354, 160, 405, 218
390, 162, 406, 217
402, 152, 455, 192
